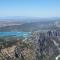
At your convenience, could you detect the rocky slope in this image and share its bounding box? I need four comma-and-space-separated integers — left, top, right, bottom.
0, 40, 36, 60
0, 30, 60, 60
32, 30, 60, 60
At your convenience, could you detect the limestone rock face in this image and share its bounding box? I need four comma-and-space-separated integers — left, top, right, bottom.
32, 30, 60, 60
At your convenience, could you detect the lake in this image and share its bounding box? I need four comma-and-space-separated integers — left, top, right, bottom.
0, 32, 31, 37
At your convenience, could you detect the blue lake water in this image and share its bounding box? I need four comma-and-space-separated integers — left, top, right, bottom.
0, 32, 31, 37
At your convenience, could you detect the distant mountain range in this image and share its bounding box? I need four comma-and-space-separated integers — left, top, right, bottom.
0, 16, 60, 22
0, 17, 60, 32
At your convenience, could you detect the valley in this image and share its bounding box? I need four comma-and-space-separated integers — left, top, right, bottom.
0, 19, 60, 60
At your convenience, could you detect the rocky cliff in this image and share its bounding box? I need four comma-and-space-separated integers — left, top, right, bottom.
0, 30, 60, 60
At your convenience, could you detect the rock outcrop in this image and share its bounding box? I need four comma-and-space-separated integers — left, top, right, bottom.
0, 30, 60, 60
32, 30, 60, 60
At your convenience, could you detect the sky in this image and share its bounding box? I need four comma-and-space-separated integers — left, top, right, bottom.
0, 0, 60, 18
